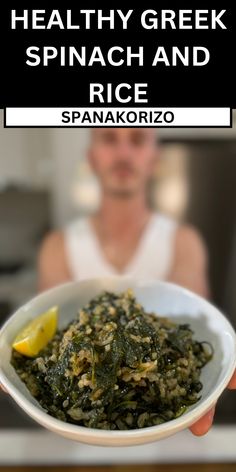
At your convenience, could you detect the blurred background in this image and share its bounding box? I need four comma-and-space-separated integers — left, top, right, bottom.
0, 109, 236, 466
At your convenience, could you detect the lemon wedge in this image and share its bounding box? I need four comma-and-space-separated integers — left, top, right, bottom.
12, 306, 58, 357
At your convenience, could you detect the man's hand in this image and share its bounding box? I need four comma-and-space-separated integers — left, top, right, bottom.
189, 370, 236, 435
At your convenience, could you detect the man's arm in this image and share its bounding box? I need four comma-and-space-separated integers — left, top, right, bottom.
168, 225, 210, 298
37, 231, 72, 292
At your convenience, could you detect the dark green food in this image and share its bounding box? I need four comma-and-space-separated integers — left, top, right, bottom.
11, 289, 213, 430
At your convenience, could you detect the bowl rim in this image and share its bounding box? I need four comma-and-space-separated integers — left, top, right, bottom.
0, 277, 236, 443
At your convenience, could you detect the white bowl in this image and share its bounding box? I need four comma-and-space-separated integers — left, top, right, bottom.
0, 278, 236, 447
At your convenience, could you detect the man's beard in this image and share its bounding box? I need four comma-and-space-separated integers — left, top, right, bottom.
106, 186, 140, 199
105, 161, 141, 198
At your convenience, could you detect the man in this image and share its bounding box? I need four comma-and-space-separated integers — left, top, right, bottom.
39, 128, 209, 295
16, 128, 236, 434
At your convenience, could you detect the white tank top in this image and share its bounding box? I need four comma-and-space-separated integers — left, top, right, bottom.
64, 213, 178, 281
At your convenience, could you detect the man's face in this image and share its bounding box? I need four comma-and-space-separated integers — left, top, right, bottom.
88, 128, 158, 197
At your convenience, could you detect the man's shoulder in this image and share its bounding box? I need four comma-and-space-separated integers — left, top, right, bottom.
175, 223, 206, 246
174, 223, 208, 263
38, 230, 72, 291
40, 217, 90, 255
39, 230, 65, 260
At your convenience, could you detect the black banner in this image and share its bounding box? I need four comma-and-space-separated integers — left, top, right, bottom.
1, 2, 236, 109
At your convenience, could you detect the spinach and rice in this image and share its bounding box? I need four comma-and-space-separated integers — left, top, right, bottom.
11, 289, 213, 430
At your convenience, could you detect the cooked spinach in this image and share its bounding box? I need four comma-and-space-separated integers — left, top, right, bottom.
11, 289, 213, 430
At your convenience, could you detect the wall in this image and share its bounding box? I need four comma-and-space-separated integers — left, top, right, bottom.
50, 129, 90, 226
0, 110, 51, 189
